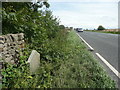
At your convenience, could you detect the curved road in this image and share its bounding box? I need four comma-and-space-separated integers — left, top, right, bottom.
77, 31, 119, 87
78, 31, 118, 71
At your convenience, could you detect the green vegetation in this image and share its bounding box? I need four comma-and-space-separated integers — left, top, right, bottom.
1, 2, 116, 88
1, 30, 116, 88
59, 25, 65, 29
88, 30, 120, 34
104, 31, 120, 34
51, 31, 116, 88
97, 25, 105, 30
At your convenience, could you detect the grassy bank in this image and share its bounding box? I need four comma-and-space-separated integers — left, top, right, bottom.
86, 30, 120, 34
51, 30, 116, 88
1, 30, 116, 88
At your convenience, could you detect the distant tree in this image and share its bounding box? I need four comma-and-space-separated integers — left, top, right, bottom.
97, 25, 105, 30
59, 25, 65, 29
70, 27, 73, 30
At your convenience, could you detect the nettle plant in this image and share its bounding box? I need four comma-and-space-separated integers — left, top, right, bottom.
1, 1, 66, 88
2, 2, 59, 42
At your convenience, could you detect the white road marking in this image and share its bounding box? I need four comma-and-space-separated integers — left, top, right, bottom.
77, 32, 120, 78
96, 53, 120, 79
77, 33, 94, 51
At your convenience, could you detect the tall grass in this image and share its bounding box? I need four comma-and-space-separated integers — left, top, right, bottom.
1, 30, 116, 88
51, 30, 116, 88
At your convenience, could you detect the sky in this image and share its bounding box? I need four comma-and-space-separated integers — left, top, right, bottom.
48, 0, 119, 30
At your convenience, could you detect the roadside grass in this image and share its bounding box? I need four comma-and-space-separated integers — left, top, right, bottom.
52, 30, 116, 88
86, 30, 120, 34
103, 31, 120, 34
1, 30, 116, 88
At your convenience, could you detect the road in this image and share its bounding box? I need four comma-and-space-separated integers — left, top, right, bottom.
77, 31, 119, 87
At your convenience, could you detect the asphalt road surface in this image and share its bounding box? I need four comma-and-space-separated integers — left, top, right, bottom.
77, 31, 119, 87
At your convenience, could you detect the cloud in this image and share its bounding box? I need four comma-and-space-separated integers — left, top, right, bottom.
50, 2, 118, 29
49, 0, 119, 3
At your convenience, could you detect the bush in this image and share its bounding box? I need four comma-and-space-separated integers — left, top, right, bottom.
2, 2, 62, 88
2, 2, 60, 43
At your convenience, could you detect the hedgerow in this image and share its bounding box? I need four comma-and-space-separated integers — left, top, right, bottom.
2, 1, 68, 88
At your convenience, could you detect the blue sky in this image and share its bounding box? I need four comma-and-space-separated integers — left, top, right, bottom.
48, 0, 119, 29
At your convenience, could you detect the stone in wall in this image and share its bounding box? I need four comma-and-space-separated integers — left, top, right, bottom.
0, 33, 25, 87
0, 33, 24, 64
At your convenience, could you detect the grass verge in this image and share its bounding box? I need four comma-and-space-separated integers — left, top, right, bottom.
51, 30, 116, 88
1, 30, 116, 88
86, 30, 120, 34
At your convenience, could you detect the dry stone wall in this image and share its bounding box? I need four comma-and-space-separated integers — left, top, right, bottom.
0, 33, 41, 84
0, 33, 24, 85
0, 33, 24, 64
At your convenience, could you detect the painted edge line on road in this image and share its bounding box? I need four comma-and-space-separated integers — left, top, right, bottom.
96, 53, 120, 79
76, 32, 120, 78
76, 33, 94, 51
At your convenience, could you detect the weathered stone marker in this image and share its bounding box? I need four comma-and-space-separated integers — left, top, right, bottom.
27, 50, 40, 74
